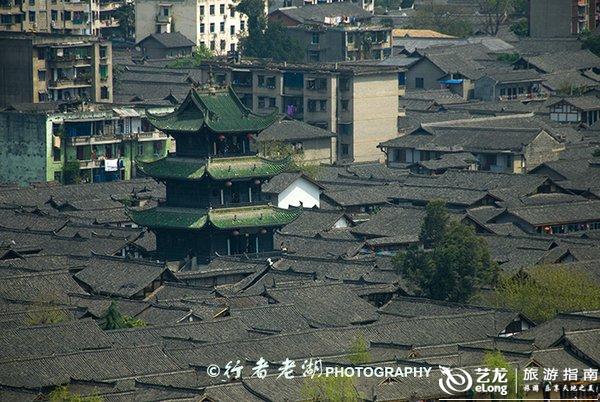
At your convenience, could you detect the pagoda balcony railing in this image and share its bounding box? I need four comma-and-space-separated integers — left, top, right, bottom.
68, 134, 123, 145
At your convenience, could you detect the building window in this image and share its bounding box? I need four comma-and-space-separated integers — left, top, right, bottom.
54, 171, 62, 182
398, 72, 406, 86
230, 25, 235, 35
53, 145, 61, 162
230, 7, 235, 17
51, 10, 57, 21
219, 4, 225, 13
199, 5, 204, 14
308, 50, 320, 62
28, 10, 35, 22
99, 46, 107, 59
200, 23, 205, 33
415, 77, 424, 89
153, 141, 163, 155
220, 40, 226, 50
220, 21, 224, 32
347, 33, 354, 43
210, 40, 215, 50
269, 97, 276, 108
341, 99, 349, 111
257, 75, 265, 87
64, 11, 71, 20
100, 86, 109, 99
266, 76, 275, 89
210, 23, 215, 33
137, 143, 144, 155
311, 32, 319, 44
209, 5, 215, 15
240, 20, 245, 31
37, 70, 46, 81
37, 47, 45, 60
341, 144, 349, 156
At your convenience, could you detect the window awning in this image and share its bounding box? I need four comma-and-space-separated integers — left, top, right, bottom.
439, 79, 463, 85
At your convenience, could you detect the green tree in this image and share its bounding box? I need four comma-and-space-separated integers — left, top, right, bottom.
27, 307, 71, 326
489, 265, 600, 322
100, 301, 146, 330
259, 139, 322, 179
63, 161, 81, 185
476, 0, 514, 35
408, 3, 473, 37
167, 45, 213, 68
483, 351, 524, 399
394, 202, 497, 302
236, 0, 303, 61
581, 32, 600, 57
510, 18, 528, 37
348, 334, 371, 365
113, 3, 135, 40
49, 385, 103, 402
419, 199, 449, 249
302, 375, 360, 402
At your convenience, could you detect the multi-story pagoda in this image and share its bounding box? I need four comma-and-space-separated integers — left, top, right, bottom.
128, 86, 301, 262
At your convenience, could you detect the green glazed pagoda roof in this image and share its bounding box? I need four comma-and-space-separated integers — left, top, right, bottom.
127, 204, 301, 231
137, 155, 292, 181
127, 206, 208, 230
146, 86, 280, 134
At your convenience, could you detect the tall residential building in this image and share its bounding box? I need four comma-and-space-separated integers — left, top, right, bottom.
187, 61, 399, 162
530, 0, 599, 37
0, 103, 170, 185
0, 0, 126, 36
0, 32, 113, 106
135, 0, 253, 54
269, 3, 392, 63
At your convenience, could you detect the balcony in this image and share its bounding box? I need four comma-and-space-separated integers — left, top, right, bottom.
136, 131, 168, 142
97, 17, 119, 28
156, 14, 171, 23
498, 92, 548, 101
99, 1, 122, 11
0, 4, 22, 13
68, 134, 123, 146
63, 1, 90, 11
48, 77, 92, 89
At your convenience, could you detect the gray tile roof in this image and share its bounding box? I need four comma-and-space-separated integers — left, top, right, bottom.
137, 32, 195, 49
351, 205, 426, 238
74, 255, 174, 298
380, 125, 549, 154
257, 118, 335, 141
517, 49, 600, 74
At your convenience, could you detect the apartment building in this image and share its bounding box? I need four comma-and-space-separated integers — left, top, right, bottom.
0, 0, 126, 36
271, 0, 374, 14
529, 0, 599, 37
135, 0, 251, 54
189, 61, 399, 162
0, 103, 170, 185
270, 3, 391, 63
0, 32, 113, 106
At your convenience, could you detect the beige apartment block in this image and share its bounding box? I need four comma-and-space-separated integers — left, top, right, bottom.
189, 61, 399, 162
0, 32, 113, 106
135, 0, 254, 54
0, 0, 126, 36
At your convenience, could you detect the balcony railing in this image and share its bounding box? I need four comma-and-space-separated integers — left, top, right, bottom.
498, 92, 548, 101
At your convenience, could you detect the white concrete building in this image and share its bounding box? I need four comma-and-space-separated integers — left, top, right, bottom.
135, 0, 253, 54
262, 172, 323, 209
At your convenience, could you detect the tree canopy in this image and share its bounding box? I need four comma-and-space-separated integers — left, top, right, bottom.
100, 301, 146, 330
408, 4, 474, 37
393, 201, 497, 302
488, 265, 600, 322
236, 0, 303, 62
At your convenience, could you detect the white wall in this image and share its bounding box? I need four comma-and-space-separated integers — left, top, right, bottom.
277, 177, 321, 209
